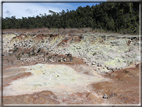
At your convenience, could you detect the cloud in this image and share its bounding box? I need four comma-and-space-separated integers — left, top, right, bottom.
3, 3, 74, 19
5, 10, 10, 14
25, 9, 33, 14
4, 10, 11, 17
2, 2, 101, 19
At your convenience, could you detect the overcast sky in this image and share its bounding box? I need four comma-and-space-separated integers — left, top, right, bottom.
3, 2, 103, 19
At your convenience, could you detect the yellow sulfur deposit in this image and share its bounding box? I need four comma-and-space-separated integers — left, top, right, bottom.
3, 64, 106, 96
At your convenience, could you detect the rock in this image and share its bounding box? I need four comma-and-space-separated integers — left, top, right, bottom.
91, 63, 96, 65
102, 94, 108, 99
87, 63, 91, 66
110, 73, 116, 77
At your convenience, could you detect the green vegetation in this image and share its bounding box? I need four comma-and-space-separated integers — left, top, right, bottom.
13, 47, 18, 53
2, 2, 139, 34
48, 56, 52, 60
21, 52, 24, 55
31, 52, 36, 56
27, 52, 31, 57
16, 53, 21, 60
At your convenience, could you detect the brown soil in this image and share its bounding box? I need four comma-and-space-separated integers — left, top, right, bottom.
3, 71, 32, 88
89, 64, 140, 104
3, 90, 59, 104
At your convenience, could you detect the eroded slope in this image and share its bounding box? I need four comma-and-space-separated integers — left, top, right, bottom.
2, 28, 141, 104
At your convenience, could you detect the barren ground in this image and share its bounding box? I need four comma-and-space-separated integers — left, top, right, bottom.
2, 28, 141, 105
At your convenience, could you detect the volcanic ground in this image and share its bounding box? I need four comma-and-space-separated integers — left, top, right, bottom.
2, 28, 141, 105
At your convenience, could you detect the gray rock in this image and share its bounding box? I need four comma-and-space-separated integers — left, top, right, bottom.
91, 63, 96, 65
103, 94, 108, 99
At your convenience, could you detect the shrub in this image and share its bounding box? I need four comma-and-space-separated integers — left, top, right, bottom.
27, 52, 31, 57
22, 52, 24, 55
48, 56, 52, 60
13, 47, 18, 53
16, 53, 21, 60
92, 52, 96, 56
31, 51, 36, 56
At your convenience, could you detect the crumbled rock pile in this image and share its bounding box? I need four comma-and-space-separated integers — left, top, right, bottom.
3, 31, 140, 74
52, 33, 140, 74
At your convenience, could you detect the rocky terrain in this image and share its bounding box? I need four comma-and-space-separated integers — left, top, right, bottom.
2, 28, 141, 105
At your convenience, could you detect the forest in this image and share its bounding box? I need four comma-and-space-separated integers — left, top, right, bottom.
2, 2, 139, 34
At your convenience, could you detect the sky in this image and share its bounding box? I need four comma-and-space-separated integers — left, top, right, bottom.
2, 2, 103, 19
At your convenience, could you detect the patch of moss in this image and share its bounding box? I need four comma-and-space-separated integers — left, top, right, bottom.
48, 56, 52, 59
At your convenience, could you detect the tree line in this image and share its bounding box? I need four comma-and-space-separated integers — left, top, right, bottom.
2, 2, 139, 34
